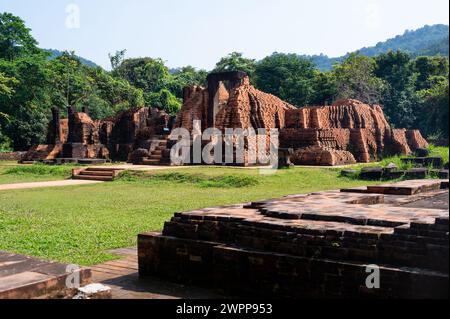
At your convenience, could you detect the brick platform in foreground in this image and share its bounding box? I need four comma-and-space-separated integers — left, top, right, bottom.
139, 179, 449, 299
0, 252, 91, 299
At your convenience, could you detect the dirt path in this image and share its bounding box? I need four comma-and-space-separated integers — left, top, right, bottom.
0, 180, 103, 191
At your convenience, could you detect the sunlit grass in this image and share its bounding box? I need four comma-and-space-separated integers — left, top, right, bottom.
0, 166, 381, 266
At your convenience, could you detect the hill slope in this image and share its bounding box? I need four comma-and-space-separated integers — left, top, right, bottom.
44, 25, 448, 71
45, 49, 100, 68
308, 24, 449, 70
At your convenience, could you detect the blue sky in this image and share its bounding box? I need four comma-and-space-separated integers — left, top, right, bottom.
1, 0, 449, 70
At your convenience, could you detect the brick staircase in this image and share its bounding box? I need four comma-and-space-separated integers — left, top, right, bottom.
72, 167, 125, 182
141, 137, 172, 166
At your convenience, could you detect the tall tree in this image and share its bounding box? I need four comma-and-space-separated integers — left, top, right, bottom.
0, 71, 17, 150
310, 70, 337, 105
255, 53, 316, 107
414, 56, 449, 91
416, 80, 449, 138
0, 13, 39, 61
168, 66, 207, 99
332, 53, 385, 105
374, 51, 416, 128
48, 51, 93, 109
214, 52, 256, 79
112, 57, 184, 113
108, 49, 127, 72
0, 55, 52, 150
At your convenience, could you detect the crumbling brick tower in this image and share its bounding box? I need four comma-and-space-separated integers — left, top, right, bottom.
174, 71, 296, 165
62, 106, 110, 159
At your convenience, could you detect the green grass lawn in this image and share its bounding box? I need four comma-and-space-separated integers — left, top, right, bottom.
0, 166, 382, 266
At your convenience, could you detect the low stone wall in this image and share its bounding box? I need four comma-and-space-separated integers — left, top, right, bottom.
0, 152, 26, 161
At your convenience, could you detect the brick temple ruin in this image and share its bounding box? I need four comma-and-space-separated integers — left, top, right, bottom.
176, 72, 428, 166
22, 71, 428, 166
21, 106, 173, 164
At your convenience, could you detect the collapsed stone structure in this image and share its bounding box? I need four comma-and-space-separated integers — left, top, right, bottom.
23, 71, 428, 166
139, 179, 449, 298
280, 99, 429, 165
21, 106, 172, 163
174, 71, 295, 165
175, 72, 428, 166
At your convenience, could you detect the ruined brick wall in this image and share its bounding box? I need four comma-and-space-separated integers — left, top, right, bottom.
175, 77, 295, 133
108, 107, 172, 161
0, 152, 26, 161
284, 99, 390, 130
174, 75, 295, 165
406, 130, 429, 150
175, 86, 208, 132
24, 106, 172, 162
215, 77, 295, 131
281, 99, 428, 164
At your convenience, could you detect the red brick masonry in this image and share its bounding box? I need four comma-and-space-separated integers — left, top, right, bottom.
139, 179, 449, 298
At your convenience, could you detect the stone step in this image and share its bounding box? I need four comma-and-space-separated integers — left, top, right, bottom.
80, 170, 114, 177
142, 159, 160, 165
0, 251, 91, 299
73, 175, 113, 182
86, 167, 124, 172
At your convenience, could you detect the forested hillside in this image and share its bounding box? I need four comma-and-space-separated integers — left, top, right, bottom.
0, 13, 448, 152
45, 49, 99, 68
309, 24, 449, 70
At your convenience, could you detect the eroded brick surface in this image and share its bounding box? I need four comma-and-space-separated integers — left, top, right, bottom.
139, 180, 449, 298
22, 107, 173, 162
0, 251, 91, 299
23, 72, 428, 166
175, 75, 428, 166
281, 99, 428, 165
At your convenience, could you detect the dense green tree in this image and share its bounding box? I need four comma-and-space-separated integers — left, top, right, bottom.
112, 57, 182, 112
0, 71, 16, 96
416, 80, 449, 138
374, 51, 417, 128
112, 59, 206, 112
0, 72, 17, 150
414, 56, 449, 90
167, 66, 207, 99
146, 89, 181, 115
84, 66, 144, 119
332, 53, 385, 105
255, 53, 316, 107
214, 52, 256, 79
310, 70, 337, 105
47, 52, 144, 118
0, 55, 52, 150
0, 13, 39, 61
113, 57, 170, 93
48, 52, 93, 110
108, 49, 126, 72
